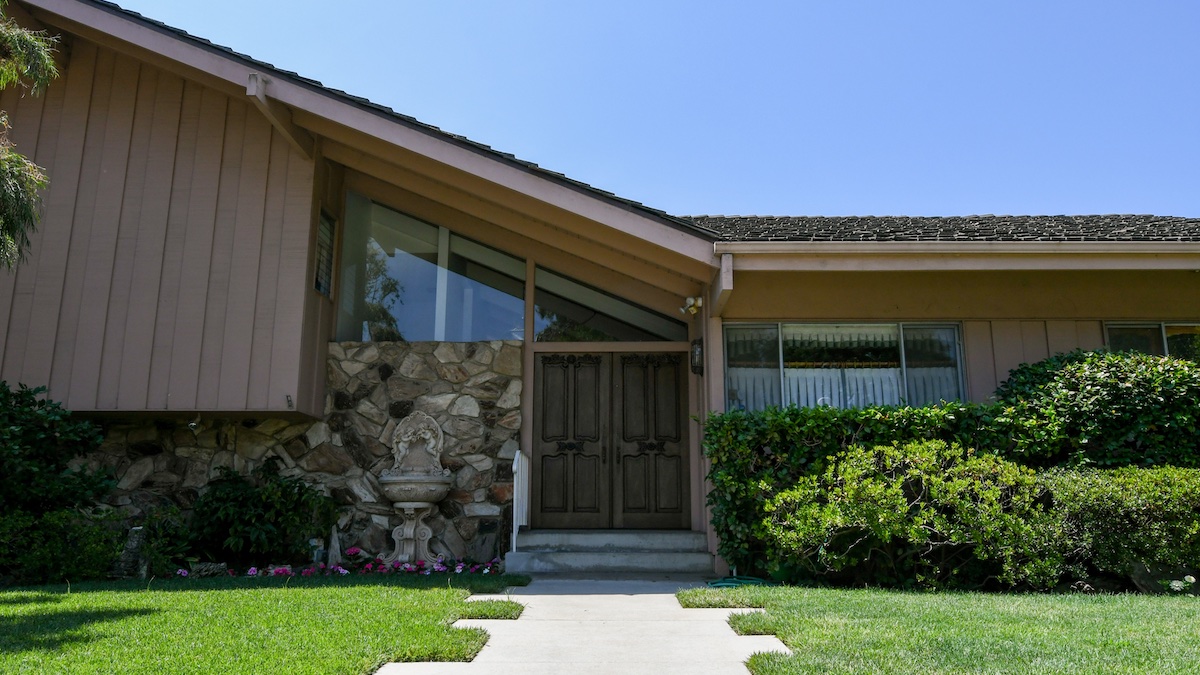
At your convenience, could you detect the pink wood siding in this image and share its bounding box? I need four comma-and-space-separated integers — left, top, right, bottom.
0, 40, 319, 414
961, 320, 1104, 401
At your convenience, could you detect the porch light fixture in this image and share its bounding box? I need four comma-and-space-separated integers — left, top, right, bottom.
690, 338, 704, 375
680, 296, 703, 316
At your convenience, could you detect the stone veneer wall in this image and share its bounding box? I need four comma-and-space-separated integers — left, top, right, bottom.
83, 340, 523, 563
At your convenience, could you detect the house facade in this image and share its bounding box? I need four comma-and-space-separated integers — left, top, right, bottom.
2, 0, 1198, 571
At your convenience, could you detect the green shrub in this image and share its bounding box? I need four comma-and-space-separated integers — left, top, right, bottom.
141, 505, 195, 577
0, 382, 109, 512
993, 349, 1093, 404
1012, 351, 1200, 467
763, 441, 1067, 589
1043, 467, 1200, 579
189, 459, 339, 566
0, 508, 122, 585
702, 403, 1015, 570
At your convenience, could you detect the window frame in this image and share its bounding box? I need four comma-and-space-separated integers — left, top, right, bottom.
1105, 322, 1200, 358
723, 321, 965, 410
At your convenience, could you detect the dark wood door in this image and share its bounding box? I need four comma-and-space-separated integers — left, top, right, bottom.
532, 353, 688, 529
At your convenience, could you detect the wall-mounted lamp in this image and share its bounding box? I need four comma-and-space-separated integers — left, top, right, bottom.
679, 296, 703, 316
286, 394, 295, 410
187, 414, 202, 433
690, 338, 704, 375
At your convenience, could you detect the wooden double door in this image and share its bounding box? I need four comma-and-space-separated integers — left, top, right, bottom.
532, 353, 689, 529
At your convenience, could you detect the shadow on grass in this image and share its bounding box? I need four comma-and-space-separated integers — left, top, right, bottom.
4, 573, 532, 598
0, 607, 157, 654
0, 593, 63, 606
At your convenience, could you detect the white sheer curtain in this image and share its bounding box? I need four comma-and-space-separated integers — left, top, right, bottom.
726, 323, 962, 411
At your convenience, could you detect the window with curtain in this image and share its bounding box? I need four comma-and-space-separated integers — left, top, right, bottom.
725, 323, 962, 411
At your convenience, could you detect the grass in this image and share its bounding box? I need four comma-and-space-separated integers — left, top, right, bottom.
678, 585, 1200, 674
0, 573, 528, 675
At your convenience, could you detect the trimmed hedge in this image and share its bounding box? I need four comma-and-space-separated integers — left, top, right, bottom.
763, 441, 1068, 589
1006, 351, 1200, 468
703, 403, 1015, 569
1044, 467, 1200, 579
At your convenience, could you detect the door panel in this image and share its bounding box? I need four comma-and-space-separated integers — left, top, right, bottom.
533, 352, 687, 529
614, 354, 688, 528
532, 354, 610, 529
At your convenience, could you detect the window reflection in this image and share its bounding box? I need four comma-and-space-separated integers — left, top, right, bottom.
336, 193, 525, 342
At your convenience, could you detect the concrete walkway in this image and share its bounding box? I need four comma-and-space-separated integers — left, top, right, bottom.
377, 576, 789, 674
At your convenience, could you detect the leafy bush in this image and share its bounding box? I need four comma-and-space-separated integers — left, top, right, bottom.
1043, 467, 1200, 580
0, 508, 122, 585
0, 381, 108, 511
703, 403, 1016, 570
141, 505, 195, 577
763, 441, 1067, 589
189, 459, 339, 566
993, 349, 1093, 404
1010, 351, 1200, 467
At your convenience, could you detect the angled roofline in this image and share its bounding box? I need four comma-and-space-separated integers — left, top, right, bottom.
20, 0, 719, 255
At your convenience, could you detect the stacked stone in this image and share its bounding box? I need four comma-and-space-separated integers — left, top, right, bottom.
81, 339, 523, 565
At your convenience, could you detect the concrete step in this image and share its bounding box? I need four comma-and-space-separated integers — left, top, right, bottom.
515, 529, 708, 553
505, 530, 714, 574
505, 550, 715, 574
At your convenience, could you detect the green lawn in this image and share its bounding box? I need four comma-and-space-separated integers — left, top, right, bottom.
679, 586, 1200, 674
0, 574, 526, 675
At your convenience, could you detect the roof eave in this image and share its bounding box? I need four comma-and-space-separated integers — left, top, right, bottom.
716, 240, 1200, 271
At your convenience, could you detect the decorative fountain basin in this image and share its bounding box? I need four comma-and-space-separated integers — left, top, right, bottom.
379, 473, 452, 504
378, 410, 452, 565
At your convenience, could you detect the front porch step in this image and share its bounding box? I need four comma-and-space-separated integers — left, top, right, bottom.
505, 530, 714, 574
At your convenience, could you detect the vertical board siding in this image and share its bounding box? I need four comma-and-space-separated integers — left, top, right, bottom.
166, 87, 228, 410
0, 42, 315, 412
147, 79, 202, 408
70, 54, 141, 409
196, 100, 246, 409
0, 83, 48, 370
217, 112, 273, 409
1019, 321, 1049, 364
28, 41, 99, 396
962, 321, 997, 402
268, 142, 316, 411
49, 47, 116, 400
97, 65, 157, 409
247, 137, 289, 409
116, 72, 184, 409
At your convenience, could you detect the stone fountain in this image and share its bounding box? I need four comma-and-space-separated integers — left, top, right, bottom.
378, 411, 453, 564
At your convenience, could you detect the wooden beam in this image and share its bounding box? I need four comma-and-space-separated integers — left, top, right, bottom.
709, 253, 733, 317
246, 73, 313, 159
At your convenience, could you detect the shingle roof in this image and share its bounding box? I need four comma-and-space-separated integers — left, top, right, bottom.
685, 214, 1200, 243
78, 1, 717, 239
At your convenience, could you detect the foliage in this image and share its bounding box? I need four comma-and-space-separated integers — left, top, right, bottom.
0, 508, 121, 585
362, 239, 404, 341
1043, 467, 1200, 580
763, 441, 1066, 589
1009, 351, 1200, 467
993, 348, 1092, 404
188, 458, 339, 566
702, 402, 1016, 571
0, 3, 58, 268
140, 505, 194, 578
0, 381, 108, 512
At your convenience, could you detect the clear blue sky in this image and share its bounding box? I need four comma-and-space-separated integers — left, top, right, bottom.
113, 1, 1200, 217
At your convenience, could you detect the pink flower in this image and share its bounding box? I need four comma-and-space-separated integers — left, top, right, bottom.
301, 568, 314, 577
247, 567, 258, 576
345, 547, 362, 556
176, 569, 188, 577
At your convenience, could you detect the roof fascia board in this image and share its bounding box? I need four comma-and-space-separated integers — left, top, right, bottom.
23, 0, 717, 268
719, 241, 1200, 271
